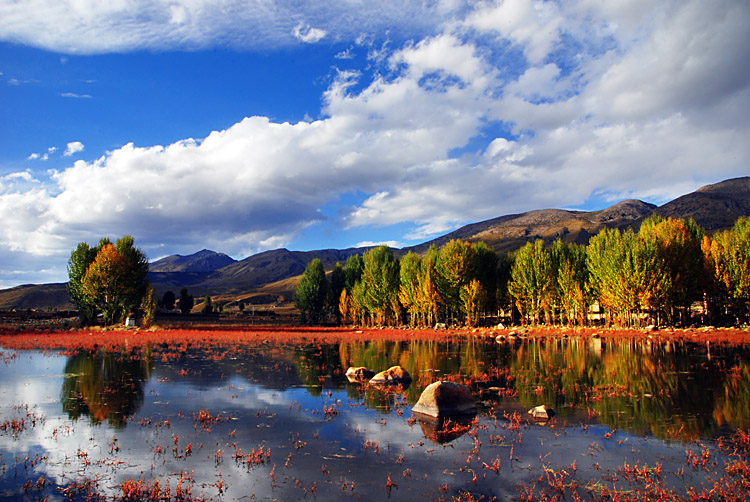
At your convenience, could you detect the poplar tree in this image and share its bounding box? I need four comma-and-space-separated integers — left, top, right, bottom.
508, 240, 553, 324
360, 246, 400, 325
293, 258, 328, 324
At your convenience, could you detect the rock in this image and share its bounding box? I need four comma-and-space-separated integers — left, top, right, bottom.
370, 365, 412, 385
434, 323, 447, 330
645, 324, 658, 332
345, 366, 376, 382
412, 381, 477, 417
497, 323, 506, 329
528, 405, 555, 420
495, 334, 506, 343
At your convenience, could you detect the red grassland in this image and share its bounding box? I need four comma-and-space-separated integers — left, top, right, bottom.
0, 325, 748, 351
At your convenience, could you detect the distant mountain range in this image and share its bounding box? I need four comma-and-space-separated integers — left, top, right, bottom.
2, 176, 748, 311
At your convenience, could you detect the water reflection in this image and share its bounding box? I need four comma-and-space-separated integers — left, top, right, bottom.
414, 413, 476, 444
61, 349, 151, 427
57, 337, 750, 440
338, 336, 750, 440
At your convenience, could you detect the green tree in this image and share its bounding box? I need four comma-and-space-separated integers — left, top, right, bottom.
67, 238, 110, 324
705, 217, 750, 323
112, 235, 150, 317
161, 290, 176, 311
551, 240, 589, 325
344, 254, 364, 292
293, 258, 328, 324
435, 239, 475, 322
508, 239, 553, 324
178, 287, 194, 314
360, 246, 400, 325
587, 228, 642, 326
398, 252, 422, 327
201, 295, 213, 314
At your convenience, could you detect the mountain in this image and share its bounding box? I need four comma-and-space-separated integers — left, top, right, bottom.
0, 283, 72, 311
653, 177, 750, 231
1, 177, 748, 311
150, 249, 236, 273
406, 199, 657, 255
150, 247, 370, 297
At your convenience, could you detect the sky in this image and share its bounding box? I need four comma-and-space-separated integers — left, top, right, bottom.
0, 0, 748, 288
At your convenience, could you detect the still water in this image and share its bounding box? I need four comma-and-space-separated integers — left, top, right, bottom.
1, 335, 748, 500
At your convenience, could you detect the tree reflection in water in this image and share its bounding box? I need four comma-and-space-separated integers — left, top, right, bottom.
338, 336, 750, 442
61, 348, 151, 427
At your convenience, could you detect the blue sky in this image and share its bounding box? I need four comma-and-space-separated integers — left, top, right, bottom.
1, 0, 748, 288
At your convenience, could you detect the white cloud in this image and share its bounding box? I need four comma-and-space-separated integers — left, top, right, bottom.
355, 240, 402, 249
60, 92, 92, 99
1, 0, 748, 287
292, 23, 327, 44
0, 0, 455, 54
64, 141, 84, 156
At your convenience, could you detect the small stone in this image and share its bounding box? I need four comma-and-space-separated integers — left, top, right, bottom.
345, 366, 376, 382
370, 365, 412, 385
528, 405, 555, 420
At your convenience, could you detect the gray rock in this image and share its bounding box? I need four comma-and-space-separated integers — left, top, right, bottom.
412, 381, 477, 417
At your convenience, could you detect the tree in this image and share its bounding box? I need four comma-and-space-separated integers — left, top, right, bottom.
339, 289, 350, 325
508, 240, 553, 324
293, 259, 328, 324
113, 235, 150, 316
471, 241, 499, 318
162, 290, 176, 311
460, 279, 486, 327
436, 239, 475, 322
178, 287, 194, 314
344, 254, 364, 292
328, 262, 346, 324
67, 238, 110, 324
143, 285, 156, 327
360, 246, 400, 325
638, 216, 704, 324
81, 243, 146, 325
398, 252, 422, 326
201, 295, 213, 314
551, 240, 589, 325
587, 228, 642, 326
704, 217, 750, 323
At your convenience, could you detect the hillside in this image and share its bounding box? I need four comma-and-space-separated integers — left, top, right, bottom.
1, 176, 748, 311
653, 177, 750, 231
406, 199, 657, 255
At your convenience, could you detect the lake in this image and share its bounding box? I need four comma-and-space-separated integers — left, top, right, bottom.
1, 329, 749, 501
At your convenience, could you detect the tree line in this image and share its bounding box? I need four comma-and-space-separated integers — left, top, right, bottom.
294, 216, 749, 327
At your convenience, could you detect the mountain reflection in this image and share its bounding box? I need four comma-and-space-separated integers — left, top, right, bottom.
61, 349, 151, 427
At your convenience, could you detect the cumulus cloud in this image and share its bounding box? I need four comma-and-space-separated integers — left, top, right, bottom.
64, 141, 84, 156
1, 0, 748, 287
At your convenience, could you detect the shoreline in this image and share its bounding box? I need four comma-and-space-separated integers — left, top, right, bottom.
1, 325, 749, 351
